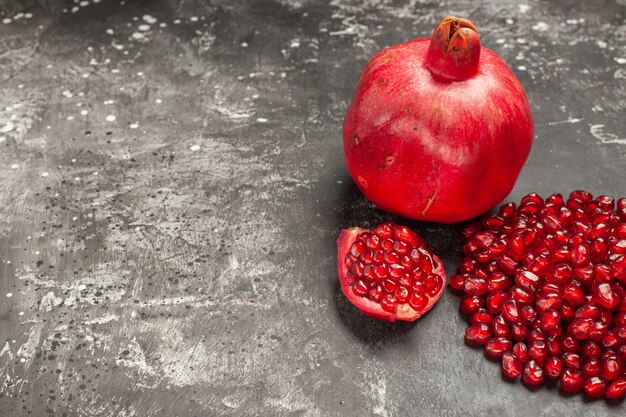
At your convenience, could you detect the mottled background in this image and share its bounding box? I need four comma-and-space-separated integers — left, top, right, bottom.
0, 0, 625, 416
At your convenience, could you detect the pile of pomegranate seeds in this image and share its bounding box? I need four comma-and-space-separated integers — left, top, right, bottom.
451, 191, 626, 399
345, 223, 444, 314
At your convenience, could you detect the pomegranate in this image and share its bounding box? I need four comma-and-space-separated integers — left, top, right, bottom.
337, 222, 445, 321
452, 191, 626, 399
342, 16, 533, 223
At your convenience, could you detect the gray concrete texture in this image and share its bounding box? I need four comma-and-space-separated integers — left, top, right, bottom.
0, 0, 626, 415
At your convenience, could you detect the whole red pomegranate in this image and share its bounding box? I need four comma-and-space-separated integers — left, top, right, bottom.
343, 16, 533, 223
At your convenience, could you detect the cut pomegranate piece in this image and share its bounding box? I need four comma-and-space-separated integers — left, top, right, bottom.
454, 191, 626, 398
337, 223, 446, 322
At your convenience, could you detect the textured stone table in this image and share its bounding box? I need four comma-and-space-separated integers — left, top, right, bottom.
1, 0, 625, 416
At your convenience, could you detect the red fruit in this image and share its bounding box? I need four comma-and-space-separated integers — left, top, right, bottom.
342, 16, 533, 223
502, 352, 523, 379
522, 360, 544, 386
337, 223, 445, 321
606, 377, 626, 399
485, 337, 512, 360
560, 369, 583, 393
456, 191, 626, 398
465, 324, 492, 346
545, 357, 563, 380
584, 377, 606, 399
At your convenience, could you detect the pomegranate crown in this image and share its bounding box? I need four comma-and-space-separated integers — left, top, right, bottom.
426, 16, 481, 81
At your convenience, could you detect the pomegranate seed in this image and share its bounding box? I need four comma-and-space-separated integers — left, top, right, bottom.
602, 355, 623, 381
484, 337, 512, 360
584, 377, 607, 399
502, 352, 523, 379
485, 291, 509, 314
528, 341, 548, 366
563, 283, 585, 306
539, 310, 560, 332
522, 360, 544, 386
582, 341, 602, 359
470, 309, 493, 326
568, 318, 594, 340
449, 274, 466, 291
464, 276, 487, 296
563, 352, 582, 370
545, 357, 562, 380
515, 270, 541, 293
492, 315, 510, 338
511, 323, 529, 341
562, 336, 581, 353
560, 369, 583, 393
547, 336, 562, 356
409, 293, 428, 311
460, 295, 483, 315
501, 299, 520, 324
381, 295, 397, 312
606, 377, 626, 399
595, 283, 619, 309
486, 272, 511, 292
512, 342, 528, 362
465, 324, 492, 346
582, 358, 602, 379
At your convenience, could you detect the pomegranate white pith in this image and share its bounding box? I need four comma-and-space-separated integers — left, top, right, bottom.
453, 191, 626, 399
337, 223, 446, 322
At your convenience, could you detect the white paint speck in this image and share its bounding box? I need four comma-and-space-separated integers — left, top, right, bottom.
131, 32, 144, 40
173, 19, 181, 24
25, 12, 33, 19
10, 163, 19, 169
106, 28, 114, 35
615, 57, 626, 65
190, 16, 198, 22
518, 4, 530, 13
290, 39, 300, 48
597, 40, 607, 49
256, 118, 268, 123
138, 24, 150, 31
190, 145, 200, 151
532, 22, 549, 32
41, 172, 49, 177
517, 66, 527, 71
106, 115, 116, 122
6, 293, 12, 298
505, 18, 514, 25
0, 121, 15, 133
80, 110, 88, 116
66, 115, 75, 121
155, 99, 162, 104
3, 18, 12, 24
129, 123, 139, 129
241, 42, 248, 47
18, 312, 24, 316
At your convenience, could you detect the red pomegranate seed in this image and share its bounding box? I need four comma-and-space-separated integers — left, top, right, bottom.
522, 360, 544, 386
562, 352, 582, 370
465, 324, 492, 346
492, 315, 510, 338
606, 377, 626, 399
545, 357, 562, 380
528, 341, 547, 366
455, 192, 626, 398
484, 337, 512, 360
560, 369, 583, 393
602, 355, 623, 381
583, 377, 606, 399
582, 358, 602, 379
501, 352, 523, 379
512, 342, 528, 363
582, 341, 602, 359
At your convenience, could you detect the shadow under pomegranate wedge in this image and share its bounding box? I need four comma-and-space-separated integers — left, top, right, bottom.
337, 222, 446, 322
451, 191, 626, 399
343, 16, 533, 223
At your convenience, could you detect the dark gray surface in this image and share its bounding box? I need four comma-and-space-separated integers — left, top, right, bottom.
1, 0, 625, 415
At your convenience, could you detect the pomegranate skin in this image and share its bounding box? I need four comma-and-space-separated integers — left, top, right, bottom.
343, 18, 533, 223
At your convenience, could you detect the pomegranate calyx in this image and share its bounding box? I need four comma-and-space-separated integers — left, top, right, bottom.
426, 16, 481, 81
